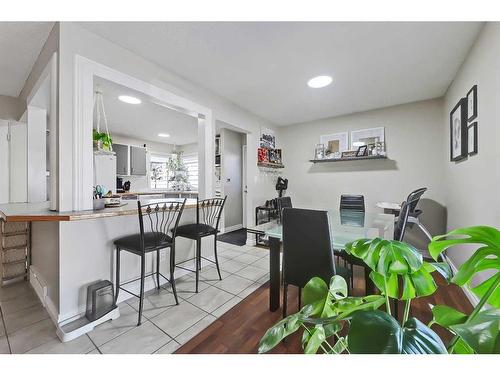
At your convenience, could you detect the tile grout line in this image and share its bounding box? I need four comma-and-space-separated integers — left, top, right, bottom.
0, 304, 13, 354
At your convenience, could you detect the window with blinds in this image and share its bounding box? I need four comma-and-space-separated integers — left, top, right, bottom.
182, 153, 199, 190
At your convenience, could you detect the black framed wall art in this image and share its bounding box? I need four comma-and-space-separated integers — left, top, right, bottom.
466, 85, 477, 122
468, 122, 478, 156
450, 98, 468, 162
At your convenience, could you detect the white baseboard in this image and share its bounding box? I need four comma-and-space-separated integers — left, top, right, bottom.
444, 255, 480, 307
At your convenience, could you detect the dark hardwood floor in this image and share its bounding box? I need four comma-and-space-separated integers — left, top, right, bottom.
175, 265, 473, 354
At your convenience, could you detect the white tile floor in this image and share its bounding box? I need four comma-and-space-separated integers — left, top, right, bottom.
0, 241, 269, 354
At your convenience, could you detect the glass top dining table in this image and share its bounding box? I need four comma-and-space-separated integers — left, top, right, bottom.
246, 209, 395, 311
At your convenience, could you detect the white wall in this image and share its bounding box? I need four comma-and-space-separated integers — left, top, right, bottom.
277, 99, 447, 247
221, 128, 244, 229
443, 23, 500, 273
0, 95, 23, 121
58, 22, 278, 227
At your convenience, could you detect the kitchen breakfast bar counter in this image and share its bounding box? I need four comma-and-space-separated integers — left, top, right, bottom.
0, 198, 206, 330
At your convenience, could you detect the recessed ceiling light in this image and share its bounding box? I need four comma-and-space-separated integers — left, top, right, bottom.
118, 95, 141, 104
158, 133, 170, 138
307, 75, 333, 88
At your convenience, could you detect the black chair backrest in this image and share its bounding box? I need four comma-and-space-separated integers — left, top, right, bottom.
406, 188, 427, 215
394, 194, 421, 241
138, 199, 186, 249
282, 208, 336, 287
340, 194, 365, 212
197, 196, 227, 230
276, 196, 292, 222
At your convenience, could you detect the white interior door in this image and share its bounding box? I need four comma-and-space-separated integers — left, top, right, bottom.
0, 120, 9, 203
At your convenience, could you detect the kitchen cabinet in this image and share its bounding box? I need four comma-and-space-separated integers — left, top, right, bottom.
114, 143, 129, 175
130, 146, 147, 175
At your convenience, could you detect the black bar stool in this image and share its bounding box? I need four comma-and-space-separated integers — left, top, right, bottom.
174, 196, 227, 293
113, 199, 186, 326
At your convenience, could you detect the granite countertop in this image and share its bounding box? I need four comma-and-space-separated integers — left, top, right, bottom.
0, 198, 198, 222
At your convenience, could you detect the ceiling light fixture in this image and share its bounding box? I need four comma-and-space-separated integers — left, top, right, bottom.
158, 133, 170, 138
118, 95, 142, 104
307, 75, 333, 88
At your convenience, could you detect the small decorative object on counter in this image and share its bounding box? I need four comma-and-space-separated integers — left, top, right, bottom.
314, 143, 326, 159
86, 280, 116, 322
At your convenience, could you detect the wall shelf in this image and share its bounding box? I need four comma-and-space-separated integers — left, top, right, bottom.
258, 162, 285, 169
309, 155, 388, 163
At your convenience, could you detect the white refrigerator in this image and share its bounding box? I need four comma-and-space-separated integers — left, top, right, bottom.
93, 152, 116, 194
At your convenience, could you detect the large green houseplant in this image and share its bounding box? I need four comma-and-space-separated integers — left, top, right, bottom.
258, 226, 500, 354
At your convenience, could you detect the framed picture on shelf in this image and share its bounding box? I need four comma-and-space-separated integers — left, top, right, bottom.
268, 149, 282, 164
341, 150, 357, 158
257, 147, 269, 163
466, 85, 477, 122
450, 98, 468, 162
351, 127, 385, 149
319, 132, 348, 157
260, 127, 276, 149
468, 122, 478, 156
356, 145, 368, 157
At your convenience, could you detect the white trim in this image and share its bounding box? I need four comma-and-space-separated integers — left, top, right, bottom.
222, 224, 243, 234
73, 55, 213, 210
445, 255, 480, 307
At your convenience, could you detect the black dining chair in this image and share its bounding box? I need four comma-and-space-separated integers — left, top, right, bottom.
276, 196, 292, 223
340, 194, 365, 212
282, 208, 352, 318
113, 199, 186, 326
174, 196, 227, 293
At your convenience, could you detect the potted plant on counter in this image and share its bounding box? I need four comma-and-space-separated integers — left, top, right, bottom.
258, 226, 499, 354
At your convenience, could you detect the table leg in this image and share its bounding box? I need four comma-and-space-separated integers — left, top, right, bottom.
364, 266, 375, 295
269, 236, 280, 311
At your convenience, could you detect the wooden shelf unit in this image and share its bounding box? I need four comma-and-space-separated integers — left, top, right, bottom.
257, 162, 285, 169
0, 221, 30, 285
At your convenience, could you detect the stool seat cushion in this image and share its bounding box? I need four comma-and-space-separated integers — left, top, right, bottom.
114, 232, 173, 253
175, 223, 217, 239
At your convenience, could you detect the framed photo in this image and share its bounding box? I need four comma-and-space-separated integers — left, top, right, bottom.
450, 98, 468, 162
466, 85, 477, 122
468, 122, 478, 156
320, 132, 349, 156
356, 145, 368, 157
341, 150, 357, 158
351, 127, 385, 149
260, 127, 275, 149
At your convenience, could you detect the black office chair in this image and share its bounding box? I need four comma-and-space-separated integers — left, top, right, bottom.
401, 188, 433, 241
282, 208, 352, 318
114, 199, 186, 326
276, 196, 292, 223
174, 196, 227, 293
340, 194, 365, 212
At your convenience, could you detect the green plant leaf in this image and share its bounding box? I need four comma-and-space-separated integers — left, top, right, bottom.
348, 310, 401, 354
258, 314, 302, 353
425, 262, 453, 282
450, 338, 475, 354
471, 276, 500, 308
410, 267, 438, 297
302, 277, 329, 306
402, 317, 448, 354
304, 325, 326, 354
430, 305, 468, 328
301, 329, 310, 350
450, 309, 500, 354
329, 275, 348, 300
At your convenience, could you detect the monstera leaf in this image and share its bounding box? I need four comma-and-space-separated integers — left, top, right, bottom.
429, 226, 500, 308
258, 276, 385, 354
346, 238, 451, 300
348, 310, 447, 354
450, 309, 500, 354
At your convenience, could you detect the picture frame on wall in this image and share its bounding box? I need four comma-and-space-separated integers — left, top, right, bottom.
450, 98, 468, 162
260, 127, 276, 149
466, 85, 477, 122
468, 122, 478, 156
320, 132, 348, 157
350, 127, 385, 149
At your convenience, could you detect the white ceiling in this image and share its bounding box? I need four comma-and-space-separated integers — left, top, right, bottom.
94, 77, 198, 145
81, 22, 483, 126
0, 22, 54, 97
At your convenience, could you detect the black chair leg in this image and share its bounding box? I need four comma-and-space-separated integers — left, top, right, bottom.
283, 283, 288, 318
138, 254, 145, 326
298, 287, 302, 311
156, 250, 161, 290
195, 239, 200, 293
169, 245, 179, 305
114, 247, 120, 304
214, 235, 222, 280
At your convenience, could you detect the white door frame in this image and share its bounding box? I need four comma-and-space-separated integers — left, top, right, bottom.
73, 55, 214, 211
